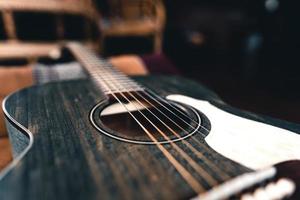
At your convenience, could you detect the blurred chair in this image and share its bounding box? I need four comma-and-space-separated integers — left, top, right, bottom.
100, 0, 165, 53
0, 0, 100, 61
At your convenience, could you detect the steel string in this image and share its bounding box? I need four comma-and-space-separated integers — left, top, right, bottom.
94, 52, 231, 181
102, 73, 218, 186
69, 43, 205, 193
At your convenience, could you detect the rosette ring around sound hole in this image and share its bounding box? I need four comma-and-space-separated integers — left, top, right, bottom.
90, 94, 209, 145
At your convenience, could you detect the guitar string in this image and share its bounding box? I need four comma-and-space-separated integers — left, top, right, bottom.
74, 44, 243, 193
92, 60, 208, 193
90, 61, 206, 193
140, 90, 228, 159
132, 91, 230, 180
104, 63, 211, 137
139, 92, 231, 157
109, 90, 209, 192
89, 51, 230, 181
97, 58, 210, 136
139, 89, 237, 175
145, 89, 209, 132
92, 53, 232, 181
69, 44, 205, 193
99, 69, 218, 186
99, 63, 231, 180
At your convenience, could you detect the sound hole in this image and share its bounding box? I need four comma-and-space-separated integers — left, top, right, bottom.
91, 95, 201, 144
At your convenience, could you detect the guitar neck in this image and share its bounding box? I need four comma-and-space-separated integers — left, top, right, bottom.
67, 43, 144, 95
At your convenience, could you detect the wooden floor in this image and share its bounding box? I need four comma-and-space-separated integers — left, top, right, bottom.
0, 137, 12, 170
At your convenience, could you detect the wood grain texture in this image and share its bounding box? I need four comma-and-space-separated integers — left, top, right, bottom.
2, 75, 298, 199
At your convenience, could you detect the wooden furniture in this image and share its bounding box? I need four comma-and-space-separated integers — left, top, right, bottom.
100, 0, 166, 53
0, 0, 100, 60
0, 43, 60, 60
0, 42, 97, 60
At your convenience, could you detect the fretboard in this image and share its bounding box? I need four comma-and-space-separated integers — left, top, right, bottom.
68, 43, 144, 94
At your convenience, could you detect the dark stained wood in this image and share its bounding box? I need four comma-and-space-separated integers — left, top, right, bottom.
1, 75, 298, 199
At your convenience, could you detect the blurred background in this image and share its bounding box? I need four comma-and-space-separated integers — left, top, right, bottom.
1, 0, 300, 126
99, 0, 300, 124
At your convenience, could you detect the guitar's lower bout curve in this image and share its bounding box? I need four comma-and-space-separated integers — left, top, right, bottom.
0, 93, 34, 180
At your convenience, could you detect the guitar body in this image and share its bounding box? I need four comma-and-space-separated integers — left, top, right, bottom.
1, 76, 300, 199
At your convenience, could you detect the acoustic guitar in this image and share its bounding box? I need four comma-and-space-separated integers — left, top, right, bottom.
1, 43, 299, 199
